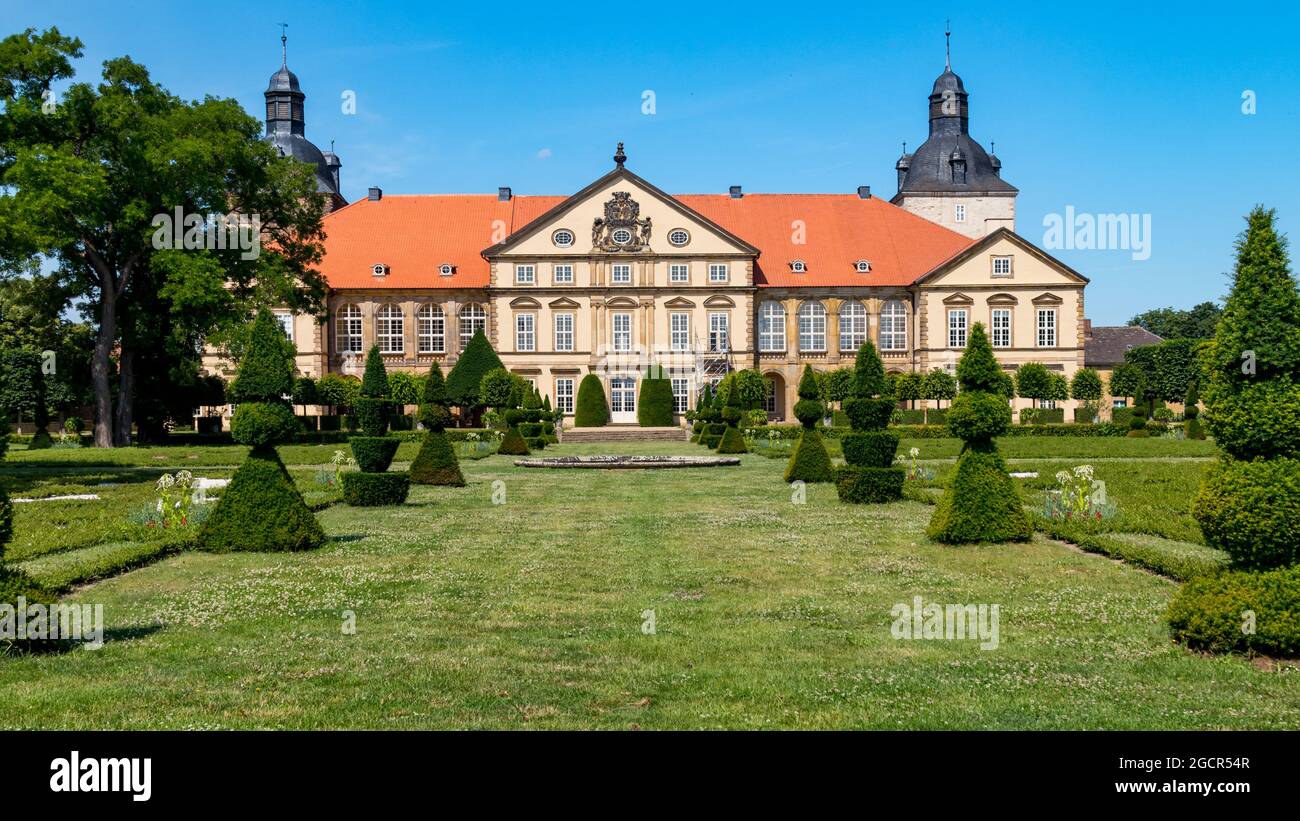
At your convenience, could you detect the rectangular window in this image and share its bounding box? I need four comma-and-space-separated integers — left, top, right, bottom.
991, 308, 1011, 348
708, 263, 728, 283
759, 304, 786, 352
671, 378, 689, 413
418, 307, 445, 353
708, 312, 729, 352
839, 305, 867, 352
553, 264, 574, 284
1112, 398, 1128, 409
554, 313, 574, 352
669, 263, 689, 283
799, 309, 826, 352
670, 312, 690, 351
274, 312, 294, 341
991, 256, 1013, 277
612, 264, 632, 284
612, 312, 632, 352
515, 314, 535, 352
1037, 308, 1057, 347
555, 378, 574, 414
879, 304, 907, 351
377, 309, 404, 354
955, 203, 967, 223
948, 309, 969, 348
515, 264, 535, 284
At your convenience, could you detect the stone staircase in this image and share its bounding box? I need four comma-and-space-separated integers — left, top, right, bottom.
560, 426, 689, 443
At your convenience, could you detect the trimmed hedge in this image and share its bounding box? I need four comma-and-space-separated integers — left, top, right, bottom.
574, 374, 609, 427
843, 397, 894, 431
342, 471, 411, 507
637, 378, 675, 426
841, 431, 900, 468
700, 434, 722, 448
409, 429, 465, 486
1111, 407, 1135, 427
199, 445, 326, 552
927, 443, 1033, 544
784, 428, 835, 483
836, 466, 905, 503
0, 565, 61, 654
231, 402, 300, 447
354, 397, 390, 437
1167, 566, 1300, 657
895, 409, 925, 425
1193, 457, 1300, 570
350, 436, 400, 473
497, 427, 531, 455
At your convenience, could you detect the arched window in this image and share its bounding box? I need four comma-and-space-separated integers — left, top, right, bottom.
417, 304, 445, 354
879, 300, 908, 351
376, 304, 404, 354
459, 303, 487, 347
839, 300, 867, 352
797, 301, 826, 352
758, 301, 786, 352
335, 304, 362, 354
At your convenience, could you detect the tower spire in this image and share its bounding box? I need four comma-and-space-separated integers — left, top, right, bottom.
280, 23, 288, 67
945, 20, 951, 71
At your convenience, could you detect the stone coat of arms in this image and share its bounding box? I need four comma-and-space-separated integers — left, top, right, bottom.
592, 191, 652, 252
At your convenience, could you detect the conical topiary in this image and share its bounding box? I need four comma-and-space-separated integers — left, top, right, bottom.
411, 362, 464, 486
201, 309, 324, 551
838, 342, 904, 503
785, 365, 833, 482
497, 425, 530, 455
717, 425, 748, 454
342, 346, 408, 506
445, 329, 504, 410
1193, 207, 1300, 569
927, 323, 1032, 543
574, 373, 609, 427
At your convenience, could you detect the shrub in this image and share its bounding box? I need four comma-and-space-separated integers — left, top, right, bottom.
446, 329, 505, 409
1014, 363, 1052, 408
717, 426, 748, 453
231, 401, 301, 446
199, 445, 326, 551
28, 428, 52, 450
784, 427, 835, 483
387, 371, 421, 407
1167, 566, 1300, 657
843, 398, 894, 431
638, 377, 675, 426
342, 471, 411, 507
497, 427, 531, 455
930, 323, 1031, 544
350, 436, 400, 473
0, 565, 61, 654
291, 376, 318, 408
419, 363, 452, 431
1193, 457, 1300, 570
841, 431, 899, 467
836, 466, 905, 504
792, 365, 824, 429
927, 442, 1033, 544
574, 374, 609, 427
922, 368, 957, 408
1071, 368, 1103, 403
700, 434, 722, 448
228, 309, 295, 403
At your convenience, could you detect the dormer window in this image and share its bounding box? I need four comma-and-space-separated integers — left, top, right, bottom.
790, 260, 807, 273
372, 263, 389, 277
552, 229, 575, 248
854, 259, 871, 273
438, 263, 455, 276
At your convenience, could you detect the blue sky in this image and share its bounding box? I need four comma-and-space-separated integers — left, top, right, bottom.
5, 0, 1297, 324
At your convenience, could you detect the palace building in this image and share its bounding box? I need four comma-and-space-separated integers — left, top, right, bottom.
230, 44, 1090, 424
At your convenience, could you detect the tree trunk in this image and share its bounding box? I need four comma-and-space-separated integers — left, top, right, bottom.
91, 285, 117, 448
114, 346, 134, 446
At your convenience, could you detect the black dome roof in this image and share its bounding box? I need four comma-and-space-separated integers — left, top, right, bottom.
930, 69, 966, 96
267, 64, 301, 94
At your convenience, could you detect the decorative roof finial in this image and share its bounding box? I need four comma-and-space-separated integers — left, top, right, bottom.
990, 140, 995, 155
945, 20, 951, 71
902, 140, 907, 155
280, 23, 288, 67
614, 142, 626, 167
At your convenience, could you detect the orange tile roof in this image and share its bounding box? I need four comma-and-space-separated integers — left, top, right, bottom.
318, 191, 973, 290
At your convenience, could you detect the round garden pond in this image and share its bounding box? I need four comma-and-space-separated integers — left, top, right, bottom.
513, 455, 741, 469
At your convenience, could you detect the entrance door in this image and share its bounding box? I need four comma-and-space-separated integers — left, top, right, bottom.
610, 376, 637, 423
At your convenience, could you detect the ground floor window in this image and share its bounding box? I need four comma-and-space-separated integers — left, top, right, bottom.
671, 377, 689, 413
762, 378, 777, 413
1112, 398, 1128, 408
610, 377, 636, 414
555, 378, 574, 414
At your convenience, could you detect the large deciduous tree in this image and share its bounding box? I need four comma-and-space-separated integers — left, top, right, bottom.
0, 27, 327, 446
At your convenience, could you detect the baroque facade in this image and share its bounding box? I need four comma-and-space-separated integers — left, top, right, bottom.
213, 50, 1090, 423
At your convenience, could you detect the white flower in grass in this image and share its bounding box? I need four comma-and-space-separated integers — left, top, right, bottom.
909, 447, 920, 458
1055, 470, 1072, 486
1074, 464, 1095, 480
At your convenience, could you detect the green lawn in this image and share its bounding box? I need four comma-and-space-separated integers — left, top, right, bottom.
0, 438, 1296, 730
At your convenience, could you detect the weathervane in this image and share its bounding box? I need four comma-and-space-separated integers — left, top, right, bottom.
280, 23, 288, 66
945, 20, 952, 70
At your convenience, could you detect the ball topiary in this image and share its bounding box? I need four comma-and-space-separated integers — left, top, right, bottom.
929, 323, 1031, 543
231, 401, 301, 447
342, 471, 411, 507
840, 431, 899, 468
1193, 457, 1300, 570
1167, 565, 1300, 657
200, 445, 327, 551
574, 374, 609, 427
784, 427, 835, 483
419, 363, 452, 431
792, 365, 824, 429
